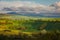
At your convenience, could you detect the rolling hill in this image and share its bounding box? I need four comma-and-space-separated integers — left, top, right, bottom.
0, 14, 60, 32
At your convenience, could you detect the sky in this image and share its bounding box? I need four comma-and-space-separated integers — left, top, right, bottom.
0, 0, 60, 16
0, 0, 60, 5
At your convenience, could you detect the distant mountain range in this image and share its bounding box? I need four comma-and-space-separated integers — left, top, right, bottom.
7, 11, 60, 17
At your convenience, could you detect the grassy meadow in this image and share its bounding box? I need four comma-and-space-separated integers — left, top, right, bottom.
0, 14, 60, 40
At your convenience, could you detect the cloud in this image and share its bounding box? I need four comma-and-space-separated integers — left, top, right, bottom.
0, 1, 60, 14
0, 1, 47, 12
50, 2, 60, 13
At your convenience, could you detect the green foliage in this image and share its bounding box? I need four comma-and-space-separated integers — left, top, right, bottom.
0, 30, 60, 40
0, 15, 60, 31
0, 14, 60, 40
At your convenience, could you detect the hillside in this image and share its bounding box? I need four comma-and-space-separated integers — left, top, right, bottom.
0, 14, 60, 40
0, 14, 60, 32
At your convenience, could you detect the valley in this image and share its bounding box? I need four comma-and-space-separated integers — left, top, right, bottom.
0, 14, 60, 40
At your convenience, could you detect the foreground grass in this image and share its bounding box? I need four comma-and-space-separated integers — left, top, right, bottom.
0, 29, 60, 40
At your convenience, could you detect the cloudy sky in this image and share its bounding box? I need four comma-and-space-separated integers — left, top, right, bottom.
0, 0, 60, 15
0, 0, 60, 5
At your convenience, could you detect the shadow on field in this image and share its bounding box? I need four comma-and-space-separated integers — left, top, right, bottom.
0, 30, 60, 40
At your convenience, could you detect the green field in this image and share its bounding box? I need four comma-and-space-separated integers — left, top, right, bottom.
0, 14, 60, 40
0, 14, 60, 31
